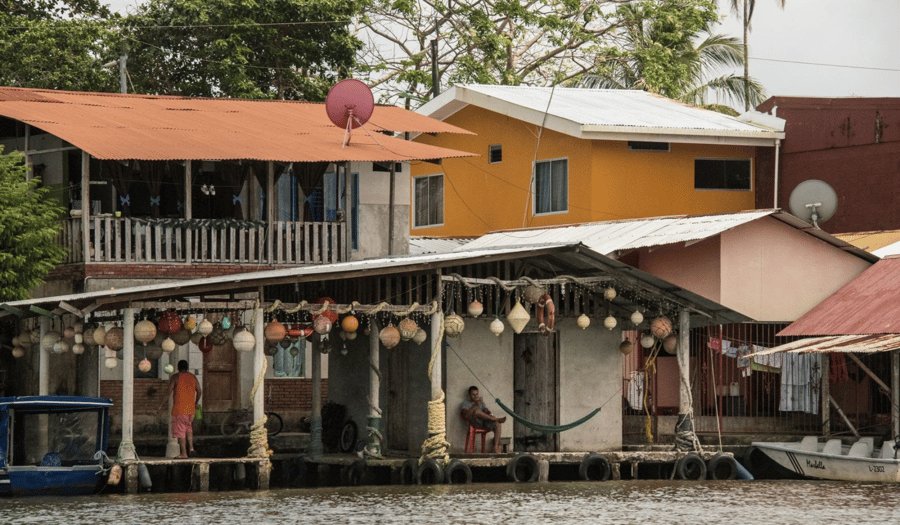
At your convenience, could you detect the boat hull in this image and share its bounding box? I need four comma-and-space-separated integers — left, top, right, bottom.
752, 442, 900, 482
1, 466, 105, 496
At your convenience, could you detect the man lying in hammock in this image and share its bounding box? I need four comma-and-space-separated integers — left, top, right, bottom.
461, 386, 506, 453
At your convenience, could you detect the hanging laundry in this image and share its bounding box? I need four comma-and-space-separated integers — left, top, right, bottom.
780, 352, 822, 414
751, 345, 782, 373
708, 337, 722, 352
737, 345, 752, 377
829, 353, 850, 384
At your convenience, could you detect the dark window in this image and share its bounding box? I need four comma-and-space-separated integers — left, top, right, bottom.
372, 162, 402, 172
628, 141, 670, 152
489, 145, 502, 164
694, 159, 751, 190
414, 174, 444, 227
534, 159, 568, 214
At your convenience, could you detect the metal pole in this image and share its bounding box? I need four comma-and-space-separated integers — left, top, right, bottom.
39, 317, 49, 395
675, 309, 692, 440
121, 308, 136, 460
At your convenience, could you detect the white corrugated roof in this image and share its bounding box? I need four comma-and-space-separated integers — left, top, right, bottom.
458, 210, 877, 262
418, 85, 785, 146
409, 236, 473, 255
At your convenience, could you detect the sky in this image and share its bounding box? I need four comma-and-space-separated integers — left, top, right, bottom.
103, 0, 900, 104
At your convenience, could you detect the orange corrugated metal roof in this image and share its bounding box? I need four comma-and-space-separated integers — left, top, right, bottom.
0, 87, 475, 162
834, 230, 900, 252
779, 257, 900, 337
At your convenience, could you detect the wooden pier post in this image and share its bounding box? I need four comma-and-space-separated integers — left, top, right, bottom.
257, 459, 270, 490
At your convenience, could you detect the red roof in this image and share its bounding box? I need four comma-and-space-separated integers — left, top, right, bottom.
0, 87, 474, 162
779, 256, 900, 336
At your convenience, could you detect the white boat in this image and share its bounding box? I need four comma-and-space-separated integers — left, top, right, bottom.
752, 436, 900, 482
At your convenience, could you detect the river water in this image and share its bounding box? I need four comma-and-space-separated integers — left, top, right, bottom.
4, 480, 900, 524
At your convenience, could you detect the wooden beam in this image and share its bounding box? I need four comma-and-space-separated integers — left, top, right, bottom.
58, 301, 85, 317
0, 304, 25, 317
847, 353, 891, 396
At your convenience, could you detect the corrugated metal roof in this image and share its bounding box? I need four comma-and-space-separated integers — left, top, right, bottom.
458, 210, 876, 262
418, 85, 785, 144
835, 230, 900, 253
750, 334, 900, 356
0, 87, 475, 162
409, 236, 474, 255
779, 257, 900, 336
1, 242, 751, 327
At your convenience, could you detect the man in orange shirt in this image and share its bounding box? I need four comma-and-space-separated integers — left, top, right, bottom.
158, 360, 202, 458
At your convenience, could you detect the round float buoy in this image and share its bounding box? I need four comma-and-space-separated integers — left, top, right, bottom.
676, 453, 707, 480
444, 459, 473, 484
579, 453, 612, 481
507, 453, 539, 482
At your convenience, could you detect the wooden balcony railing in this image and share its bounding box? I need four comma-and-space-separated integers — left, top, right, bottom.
55, 217, 347, 266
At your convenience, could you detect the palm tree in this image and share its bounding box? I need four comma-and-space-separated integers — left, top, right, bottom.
577, 1, 766, 114
729, 0, 786, 110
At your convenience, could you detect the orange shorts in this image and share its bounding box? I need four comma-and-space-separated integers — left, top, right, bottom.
172, 414, 194, 438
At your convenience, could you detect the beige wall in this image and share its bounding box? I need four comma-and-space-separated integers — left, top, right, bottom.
720, 217, 871, 321
638, 236, 722, 304
446, 316, 623, 453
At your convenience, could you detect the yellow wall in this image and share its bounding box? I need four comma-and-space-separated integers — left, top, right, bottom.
412, 105, 758, 237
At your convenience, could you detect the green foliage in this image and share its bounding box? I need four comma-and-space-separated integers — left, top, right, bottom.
0, 149, 67, 301
575, 0, 766, 112
123, 0, 365, 100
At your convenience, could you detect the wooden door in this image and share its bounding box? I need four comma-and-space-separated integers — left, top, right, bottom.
513, 332, 559, 452
385, 344, 408, 451
203, 341, 238, 413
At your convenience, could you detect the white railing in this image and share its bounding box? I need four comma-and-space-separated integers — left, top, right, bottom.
57, 217, 346, 266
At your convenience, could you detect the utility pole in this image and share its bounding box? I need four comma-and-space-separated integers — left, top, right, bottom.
118, 54, 128, 94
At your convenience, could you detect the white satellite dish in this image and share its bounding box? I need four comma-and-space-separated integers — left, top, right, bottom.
788, 179, 838, 229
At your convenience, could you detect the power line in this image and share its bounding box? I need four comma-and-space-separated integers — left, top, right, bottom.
750, 56, 900, 73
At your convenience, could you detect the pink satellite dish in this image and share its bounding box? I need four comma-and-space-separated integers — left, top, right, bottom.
325, 79, 375, 145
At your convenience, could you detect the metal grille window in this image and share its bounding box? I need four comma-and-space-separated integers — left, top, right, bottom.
414, 174, 444, 227
695, 159, 751, 190
489, 144, 502, 163
534, 158, 568, 215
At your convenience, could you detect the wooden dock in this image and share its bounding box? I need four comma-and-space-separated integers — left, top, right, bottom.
114, 449, 738, 493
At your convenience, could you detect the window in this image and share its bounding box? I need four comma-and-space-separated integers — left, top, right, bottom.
489, 145, 502, 164
534, 158, 568, 215
695, 159, 751, 190
628, 141, 670, 152
414, 174, 444, 227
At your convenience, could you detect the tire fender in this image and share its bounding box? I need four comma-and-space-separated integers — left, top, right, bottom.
281, 456, 307, 487
341, 459, 370, 486
676, 453, 707, 480
579, 453, 612, 481
507, 453, 539, 482
417, 458, 444, 485
444, 459, 473, 484
398, 458, 418, 485
707, 453, 738, 480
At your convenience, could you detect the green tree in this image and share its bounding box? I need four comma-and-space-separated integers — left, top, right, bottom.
728, 0, 786, 110
0, 149, 67, 301
359, 0, 624, 106
577, 0, 765, 113
123, 0, 364, 100
0, 1, 120, 91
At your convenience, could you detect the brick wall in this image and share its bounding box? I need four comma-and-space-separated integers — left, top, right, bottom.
100, 379, 170, 420
266, 378, 328, 414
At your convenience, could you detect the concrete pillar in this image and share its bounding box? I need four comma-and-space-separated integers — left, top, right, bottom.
675, 309, 692, 436
367, 319, 382, 457
39, 317, 49, 395
309, 336, 324, 458
121, 308, 136, 460
253, 307, 265, 425
165, 345, 181, 459
429, 311, 442, 402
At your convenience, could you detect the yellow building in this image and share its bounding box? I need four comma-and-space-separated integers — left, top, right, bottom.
411, 85, 785, 237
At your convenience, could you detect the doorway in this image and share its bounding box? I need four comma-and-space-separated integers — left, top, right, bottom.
513, 332, 559, 452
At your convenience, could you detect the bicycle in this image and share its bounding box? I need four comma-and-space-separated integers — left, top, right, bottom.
221, 387, 284, 437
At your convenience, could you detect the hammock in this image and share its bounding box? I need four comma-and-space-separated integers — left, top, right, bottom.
495, 398, 601, 434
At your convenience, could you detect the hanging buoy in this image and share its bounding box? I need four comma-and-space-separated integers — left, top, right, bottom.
264, 320, 286, 343
444, 313, 465, 337
108, 464, 122, 485
398, 318, 418, 340
341, 315, 359, 333
536, 294, 555, 336
631, 310, 644, 326
603, 287, 617, 301
412, 328, 427, 345
663, 333, 678, 353
134, 320, 157, 346
198, 318, 214, 337
619, 340, 633, 355
651, 316, 672, 338
380, 324, 401, 349
232, 329, 256, 352
640, 333, 655, 349
467, 299, 484, 318
161, 337, 176, 353
490, 317, 505, 336
603, 316, 617, 330
138, 358, 152, 373
164, 363, 175, 374
105, 357, 118, 369
577, 313, 591, 330
313, 316, 332, 335
506, 301, 530, 334
137, 463, 152, 490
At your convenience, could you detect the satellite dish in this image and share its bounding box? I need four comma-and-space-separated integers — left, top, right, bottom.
788, 179, 838, 228
325, 79, 375, 145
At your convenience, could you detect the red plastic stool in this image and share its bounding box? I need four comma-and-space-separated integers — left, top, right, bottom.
464, 422, 489, 453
